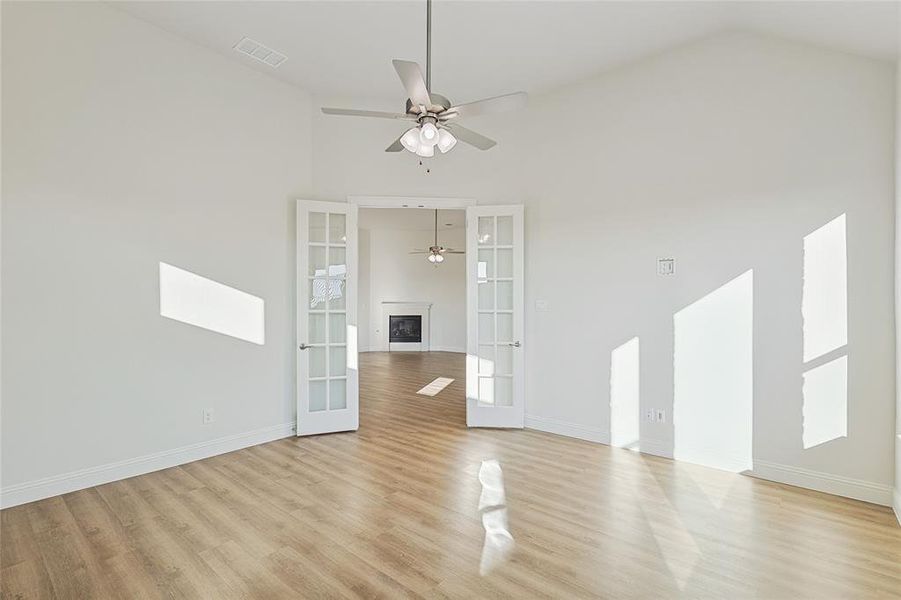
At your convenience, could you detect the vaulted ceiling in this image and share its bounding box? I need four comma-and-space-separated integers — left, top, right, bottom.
118, 1, 898, 103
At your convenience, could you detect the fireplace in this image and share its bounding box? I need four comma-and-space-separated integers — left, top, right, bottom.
389, 315, 422, 343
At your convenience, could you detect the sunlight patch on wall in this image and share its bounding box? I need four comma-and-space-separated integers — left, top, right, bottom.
159, 262, 265, 345
674, 270, 753, 473
610, 337, 640, 450
802, 356, 847, 449
801, 214, 848, 449
802, 215, 847, 362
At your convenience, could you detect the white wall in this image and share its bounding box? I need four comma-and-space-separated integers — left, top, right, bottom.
1, 2, 312, 505
359, 217, 465, 352
314, 33, 896, 504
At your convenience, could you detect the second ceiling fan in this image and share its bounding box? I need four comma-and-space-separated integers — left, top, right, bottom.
321, 0, 527, 158
410, 210, 463, 265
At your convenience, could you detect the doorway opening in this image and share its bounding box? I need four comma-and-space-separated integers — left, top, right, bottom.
357, 206, 468, 428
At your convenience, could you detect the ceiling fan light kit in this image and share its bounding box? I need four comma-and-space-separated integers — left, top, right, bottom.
320, 0, 527, 160
410, 209, 465, 266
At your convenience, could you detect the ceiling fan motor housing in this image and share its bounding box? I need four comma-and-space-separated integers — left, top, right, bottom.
406, 93, 451, 117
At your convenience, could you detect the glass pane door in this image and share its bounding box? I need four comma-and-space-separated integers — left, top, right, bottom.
297, 201, 358, 435
466, 206, 524, 428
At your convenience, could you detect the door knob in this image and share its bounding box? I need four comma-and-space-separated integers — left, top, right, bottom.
298, 343, 310, 350
508, 341, 521, 348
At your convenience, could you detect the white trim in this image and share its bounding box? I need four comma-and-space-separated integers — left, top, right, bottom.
348, 196, 476, 209
520, 420, 892, 508
893, 489, 901, 526
428, 346, 466, 354
637, 438, 673, 460
0, 422, 295, 509
525, 415, 609, 444
750, 459, 892, 507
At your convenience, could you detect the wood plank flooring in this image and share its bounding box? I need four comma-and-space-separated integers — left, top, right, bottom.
2, 351, 900, 599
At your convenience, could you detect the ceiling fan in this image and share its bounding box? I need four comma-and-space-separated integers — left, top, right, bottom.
410, 210, 463, 264
320, 0, 527, 158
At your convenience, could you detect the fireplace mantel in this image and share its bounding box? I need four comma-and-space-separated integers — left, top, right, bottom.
380, 302, 431, 352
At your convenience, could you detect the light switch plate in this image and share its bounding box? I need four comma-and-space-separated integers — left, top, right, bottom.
657, 258, 675, 276
535, 300, 549, 311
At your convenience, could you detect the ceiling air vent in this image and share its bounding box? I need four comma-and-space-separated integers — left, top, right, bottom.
233, 37, 287, 68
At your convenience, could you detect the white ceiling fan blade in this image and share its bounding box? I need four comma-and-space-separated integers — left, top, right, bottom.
443, 124, 496, 150
443, 250, 465, 254
441, 92, 527, 120
392, 60, 432, 108
321, 107, 413, 120
386, 135, 404, 152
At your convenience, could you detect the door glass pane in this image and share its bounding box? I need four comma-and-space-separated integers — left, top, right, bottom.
496, 377, 513, 407
309, 212, 326, 243
329, 313, 346, 343
309, 313, 326, 343
496, 345, 513, 376
497, 216, 513, 245
309, 347, 326, 378
478, 216, 494, 245
478, 249, 494, 279
479, 313, 495, 344
478, 280, 495, 310
329, 213, 346, 244
478, 377, 495, 406
329, 247, 347, 279
329, 379, 347, 410
328, 280, 346, 310
329, 346, 346, 377
496, 281, 513, 311
496, 248, 513, 278
309, 380, 327, 412
309, 246, 326, 277
497, 314, 513, 342
478, 345, 495, 376
309, 277, 327, 309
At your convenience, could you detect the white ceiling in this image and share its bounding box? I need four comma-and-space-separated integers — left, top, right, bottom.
118, 1, 897, 104
359, 208, 465, 231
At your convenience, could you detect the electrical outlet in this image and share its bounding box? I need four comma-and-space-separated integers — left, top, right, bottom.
645, 408, 655, 422
202, 408, 215, 424
655, 409, 666, 423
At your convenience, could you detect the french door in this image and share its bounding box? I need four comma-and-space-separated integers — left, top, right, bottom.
296, 200, 359, 435
466, 205, 524, 428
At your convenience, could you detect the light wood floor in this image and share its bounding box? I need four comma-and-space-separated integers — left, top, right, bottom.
3, 351, 900, 599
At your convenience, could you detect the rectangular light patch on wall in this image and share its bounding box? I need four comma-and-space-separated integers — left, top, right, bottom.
159, 262, 265, 345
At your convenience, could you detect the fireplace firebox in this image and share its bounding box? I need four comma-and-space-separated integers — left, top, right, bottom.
389, 315, 422, 343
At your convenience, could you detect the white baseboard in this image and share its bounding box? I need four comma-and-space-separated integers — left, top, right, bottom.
894, 489, 901, 526
428, 346, 466, 354
524, 414, 609, 444
0, 422, 295, 509
523, 415, 892, 508
637, 438, 673, 460
750, 459, 892, 507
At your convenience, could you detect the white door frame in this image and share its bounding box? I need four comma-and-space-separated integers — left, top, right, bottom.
347, 196, 476, 209
346, 196, 524, 429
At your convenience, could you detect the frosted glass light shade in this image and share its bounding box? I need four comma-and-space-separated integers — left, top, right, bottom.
420, 122, 439, 146
437, 129, 457, 153
416, 143, 434, 158
401, 127, 420, 153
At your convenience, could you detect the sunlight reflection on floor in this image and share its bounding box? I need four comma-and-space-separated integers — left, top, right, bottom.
478, 460, 515, 575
